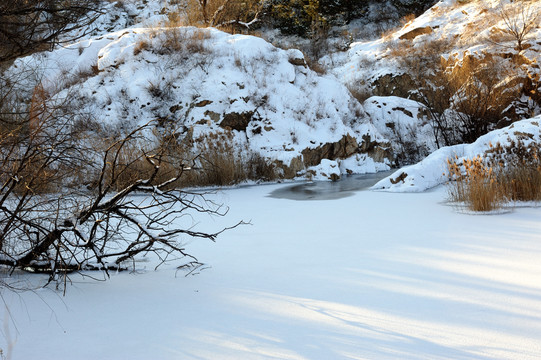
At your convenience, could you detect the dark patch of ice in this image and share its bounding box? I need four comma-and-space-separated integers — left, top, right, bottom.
269, 171, 393, 201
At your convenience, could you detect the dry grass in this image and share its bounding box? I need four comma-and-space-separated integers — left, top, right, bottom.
156, 27, 212, 55
180, 131, 278, 187
447, 141, 541, 211
133, 39, 150, 56
107, 130, 279, 190
489, 140, 541, 202
346, 82, 373, 104
447, 155, 503, 211
304, 55, 326, 75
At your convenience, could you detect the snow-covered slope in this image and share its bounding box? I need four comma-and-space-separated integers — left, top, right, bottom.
8, 26, 393, 180
331, 0, 541, 87
373, 115, 541, 192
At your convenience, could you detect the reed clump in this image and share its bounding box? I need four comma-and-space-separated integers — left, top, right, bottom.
447, 140, 541, 211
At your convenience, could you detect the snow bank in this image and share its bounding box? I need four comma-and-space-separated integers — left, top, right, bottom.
372, 116, 541, 192
363, 96, 436, 164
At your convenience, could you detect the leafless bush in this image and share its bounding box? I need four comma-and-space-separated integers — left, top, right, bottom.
391, 34, 530, 147
184, 0, 262, 32
449, 57, 518, 143
493, 0, 539, 54
0, 72, 241, 290
0, 0, 103, 63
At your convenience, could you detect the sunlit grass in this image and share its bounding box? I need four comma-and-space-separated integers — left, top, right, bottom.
447, 141, 541, 211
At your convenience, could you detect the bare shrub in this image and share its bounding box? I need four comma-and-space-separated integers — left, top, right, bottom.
493, 0, 540, 54
389, 36, 460, 147
449, 57, 515, 143
184, 0, 262, 32
0, 70, 241, 289
391, 34, 532, 147
0, 0, 103, 62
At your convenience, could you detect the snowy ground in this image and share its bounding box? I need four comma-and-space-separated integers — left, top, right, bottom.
2, 183, 541, 359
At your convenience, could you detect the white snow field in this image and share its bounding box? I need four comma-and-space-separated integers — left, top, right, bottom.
2, 184, 541, 360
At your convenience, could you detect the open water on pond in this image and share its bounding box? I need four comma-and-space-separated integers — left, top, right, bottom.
269, 171, 393, 201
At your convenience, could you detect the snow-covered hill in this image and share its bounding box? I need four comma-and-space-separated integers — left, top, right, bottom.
331, 0, 541, 92
8, 25, 395, 181
3, 0, 540, 183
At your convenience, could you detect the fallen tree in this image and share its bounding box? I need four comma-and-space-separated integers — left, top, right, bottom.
0, 80, 241, 290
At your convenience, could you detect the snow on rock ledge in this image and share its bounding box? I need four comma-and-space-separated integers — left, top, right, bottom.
372, 116, 541, 192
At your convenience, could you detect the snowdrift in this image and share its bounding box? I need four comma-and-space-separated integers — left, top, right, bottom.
373, 115, 541, 192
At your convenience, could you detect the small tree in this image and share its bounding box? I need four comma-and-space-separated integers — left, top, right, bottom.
496, 0, 539, 54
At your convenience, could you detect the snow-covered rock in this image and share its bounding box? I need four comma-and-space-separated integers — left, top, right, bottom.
372, 115, 541, 192
363, 96, 436, 164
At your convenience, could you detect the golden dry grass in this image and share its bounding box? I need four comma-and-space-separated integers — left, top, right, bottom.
447, 141, 541, 211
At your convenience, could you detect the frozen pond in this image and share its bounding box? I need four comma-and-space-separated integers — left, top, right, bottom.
269, 171, 393, 200
3, 183, 541, 360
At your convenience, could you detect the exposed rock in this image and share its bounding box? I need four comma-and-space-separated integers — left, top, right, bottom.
219, 111, 254, 131
287, 49, 307, 67
359, 134, 392, 163
301, 134, 359, 167
251, 126, 262, 135
289, 57, 307, 67
390, 172, 408, 184
204, 110, 221, 122
399, 26, 433, 41
195, 100, 212, 107
392, 107, 413, 118
274, 156, 304, 179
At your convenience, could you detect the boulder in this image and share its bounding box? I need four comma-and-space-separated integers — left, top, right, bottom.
274, 156, 304, 179
359, 134, 392, 163
219, 111, 254, 131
